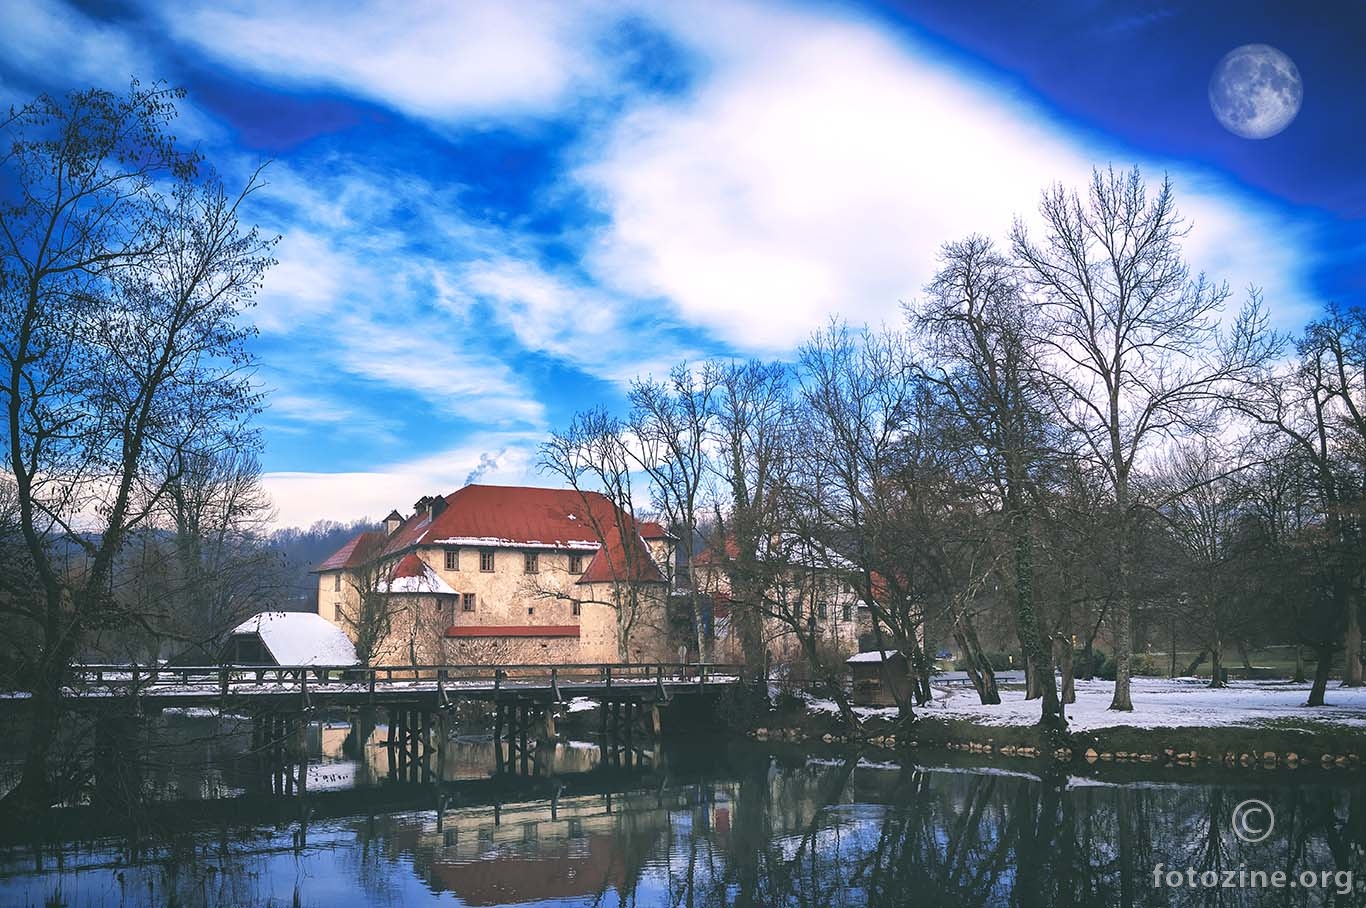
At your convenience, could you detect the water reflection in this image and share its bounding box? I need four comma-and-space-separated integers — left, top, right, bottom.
1, 720, 1364, 907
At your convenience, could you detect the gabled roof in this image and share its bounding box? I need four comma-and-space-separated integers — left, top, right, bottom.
315, 530, 384, 572
228, 612, 358, 666
314, 485, 665, 586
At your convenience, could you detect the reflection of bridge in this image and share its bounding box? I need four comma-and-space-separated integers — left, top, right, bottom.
6, 663, 746, 789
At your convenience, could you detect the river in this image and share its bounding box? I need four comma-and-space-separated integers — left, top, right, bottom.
0, 711, 1362, 906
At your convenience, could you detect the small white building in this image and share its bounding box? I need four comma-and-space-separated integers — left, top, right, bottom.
224, 611, 359, 666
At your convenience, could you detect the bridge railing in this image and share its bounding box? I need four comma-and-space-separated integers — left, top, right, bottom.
64, 662, 745, 698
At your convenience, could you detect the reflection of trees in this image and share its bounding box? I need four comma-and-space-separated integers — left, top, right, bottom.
12, 754, 1366, 908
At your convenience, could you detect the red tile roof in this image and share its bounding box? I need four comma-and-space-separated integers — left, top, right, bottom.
390, 552, 428, 579
576, 534, 665, 585
444, 625, 581, 638
316, 485, 666, 586
314, 530, 384, 572
638, 520, 673, 539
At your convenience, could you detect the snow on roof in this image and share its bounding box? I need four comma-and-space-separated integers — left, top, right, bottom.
638, 521, 675, 540
376, 553, 457, 595
315, 485, 660, 586
229, 611, 358, 666
846, 650, 902, 664
428, 536, 601, 551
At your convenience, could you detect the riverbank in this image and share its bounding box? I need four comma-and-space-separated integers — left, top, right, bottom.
757, 675, 1366, 772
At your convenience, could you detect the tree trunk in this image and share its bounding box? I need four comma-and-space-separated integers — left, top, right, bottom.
866, 616, 914, 719
1343, 592, 1363, 687
1293, 645, 1306, 684
1023, 653, 1040, 700
953, 623, 1000, 705
1108, 479, 1133, 711
1183, 647, 1209, 676
1307, 642, 1334, 706
1169, 617, 1177, 679
1208, 637, 1224, 689
1010, 501, 1062, 727
1054, 635, 1076, 705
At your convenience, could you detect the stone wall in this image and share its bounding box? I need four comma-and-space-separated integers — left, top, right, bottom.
318, 544, 676, 665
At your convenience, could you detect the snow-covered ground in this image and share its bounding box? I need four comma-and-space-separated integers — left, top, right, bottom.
927, 676, 1366, 731
802, 676, 1366, 731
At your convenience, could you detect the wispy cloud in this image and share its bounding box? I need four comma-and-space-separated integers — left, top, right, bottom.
9, 0, 1323, 526
263, 433, 544, 528
146, 0, 619, 122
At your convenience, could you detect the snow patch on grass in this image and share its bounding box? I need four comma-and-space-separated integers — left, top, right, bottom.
925, 676, 1366, 731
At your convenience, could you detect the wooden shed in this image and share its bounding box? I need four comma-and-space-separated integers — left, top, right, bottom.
223, 611, 359, 666
847, 650, 911, 707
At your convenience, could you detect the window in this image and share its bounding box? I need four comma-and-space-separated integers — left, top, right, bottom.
524, 552, 539, 573
333, 574, 341, 592
817, 601, 828, 620
480, 550, 495, 572
462, 593, 476, 612
568, 553, 584, 573
527, 606, 535, 616
841, 602, 853, 622
571, 599, 581, 616
444, 549, 459, 571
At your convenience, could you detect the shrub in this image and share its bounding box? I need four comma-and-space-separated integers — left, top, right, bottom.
1131, 653, 1161, 677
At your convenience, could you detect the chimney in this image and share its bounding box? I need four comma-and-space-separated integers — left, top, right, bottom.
430, 493, 448, 520
384, 510, 403, 536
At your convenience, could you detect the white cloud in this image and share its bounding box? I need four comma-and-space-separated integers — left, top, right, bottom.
148, 0, 615, 122
457, 257, 703, 382
0, 0, 154, 94
572, 1, 1317, 351
252, 231, 348, 333
330, 311, 546, 428
263, 434, 544, 528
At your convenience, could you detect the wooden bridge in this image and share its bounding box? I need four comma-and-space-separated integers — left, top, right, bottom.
48, 661, 744, 711
7, 662, 748, 788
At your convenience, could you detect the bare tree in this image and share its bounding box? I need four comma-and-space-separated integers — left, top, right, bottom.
628, 363, 721, 659
916, 234, 1062, 727
709, 360, 798, 678
0, 84, 276, 811
336, 539, 407, 666
540, 408, 663, 661
1153, 439, 1250, 688
1010, 166, 1266, 711
795, 325, 941, 714
104, 449, 279, 663
1229, 306, 1365, 693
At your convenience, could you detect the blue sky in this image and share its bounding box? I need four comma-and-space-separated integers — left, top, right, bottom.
3, 1, 1362, 527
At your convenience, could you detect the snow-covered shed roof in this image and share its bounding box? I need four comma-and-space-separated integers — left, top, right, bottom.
846, 650, 902, 664
228, 611, 359, 666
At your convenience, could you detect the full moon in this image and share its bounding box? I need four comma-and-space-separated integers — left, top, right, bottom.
1209, 44, 1303, 139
